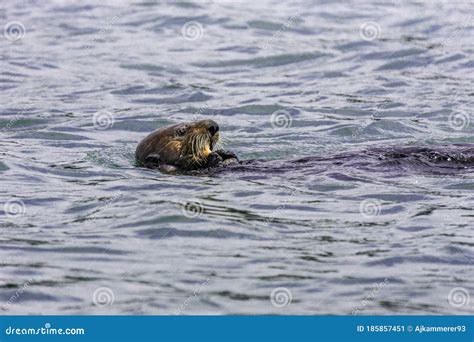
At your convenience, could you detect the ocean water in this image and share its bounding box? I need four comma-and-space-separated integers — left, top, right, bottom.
1, 0, 473, 315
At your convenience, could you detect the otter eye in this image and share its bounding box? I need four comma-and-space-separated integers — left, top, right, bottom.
176, 126, 188, 136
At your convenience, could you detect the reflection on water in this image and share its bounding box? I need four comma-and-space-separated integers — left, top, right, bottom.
1, 0, 473, 314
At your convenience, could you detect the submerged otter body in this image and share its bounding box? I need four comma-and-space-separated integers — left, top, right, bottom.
208, 145, 474, 178
136, 120, 474, 176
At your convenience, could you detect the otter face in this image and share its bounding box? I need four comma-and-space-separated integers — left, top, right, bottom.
136, 119, 220, 169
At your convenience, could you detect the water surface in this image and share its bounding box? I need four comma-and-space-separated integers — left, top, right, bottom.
1, 0, 473, 314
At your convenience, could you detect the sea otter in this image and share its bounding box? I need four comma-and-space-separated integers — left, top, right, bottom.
135, 119, 238, 173
136, 119, 474, 176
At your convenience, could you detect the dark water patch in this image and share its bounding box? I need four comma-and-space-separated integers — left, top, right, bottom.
206, 105, 298, 116
0, 245, 131, 255
0, 291, 62, 303
215, 45, 260, 54
366, 255, 473, 267
119, 63, 166, 73
247, 20, 292, 31
214, 291, 269, 302
57, 23, 98, 36
0, 118, 49, 131
12, 131, 90, 141
170, 1, 204, 9
196, 52, 331, 69
0, 162, 9, 172
136, 227, 260, 240
111, 85, 168, 95
376, 57, 433, 71
132, 91, 212, 104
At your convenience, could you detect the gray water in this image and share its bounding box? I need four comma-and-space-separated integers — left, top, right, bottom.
1, 0, 473, 315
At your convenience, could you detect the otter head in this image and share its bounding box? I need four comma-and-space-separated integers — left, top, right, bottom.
136, 119, 220, 169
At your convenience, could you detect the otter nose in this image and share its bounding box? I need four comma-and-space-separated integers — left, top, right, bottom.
208, 122, 219, 136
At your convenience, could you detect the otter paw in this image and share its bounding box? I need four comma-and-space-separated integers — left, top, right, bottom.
206, 152, 224, 167
222, 158, 239, 166
215, 149, 238, 161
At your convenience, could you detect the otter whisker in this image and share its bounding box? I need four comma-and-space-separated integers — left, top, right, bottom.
196, 134, 203, 156
185, 132, 206, 165
213, 134, 223, 150
195, 134, 206, 163
188, 133, 194, 156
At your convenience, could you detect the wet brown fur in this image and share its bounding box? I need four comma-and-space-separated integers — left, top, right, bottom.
135, 120, 219, 169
